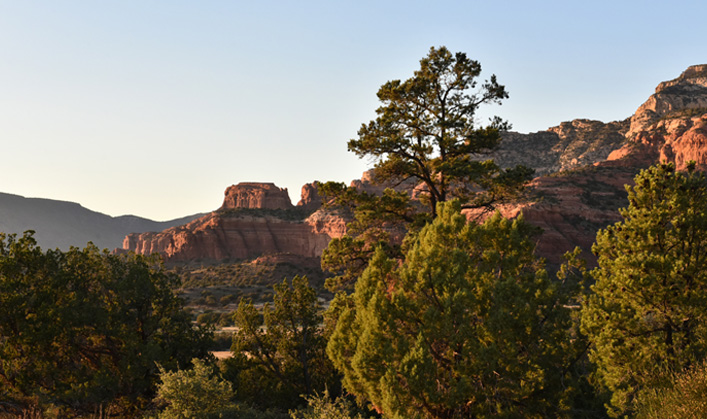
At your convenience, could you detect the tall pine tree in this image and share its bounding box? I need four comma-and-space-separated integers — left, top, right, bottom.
321, 46, 532, 293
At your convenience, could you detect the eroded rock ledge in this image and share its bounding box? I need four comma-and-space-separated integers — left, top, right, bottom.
122, 182, 345, 263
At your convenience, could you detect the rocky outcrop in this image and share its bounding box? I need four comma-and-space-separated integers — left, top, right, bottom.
122, 182, 348, 263
465, 162, 638, 266
524, 110, 707, 266
297, 182, 323, 211
305, 209, 347, 239
473, 66, 707, 266
494, 119, 629, 176
123, 211, 336, 262
220, 183, 293, 210
628, 64, 707, 137
609, 113, 707, 169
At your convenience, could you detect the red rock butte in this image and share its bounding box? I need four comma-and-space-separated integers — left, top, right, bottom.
122, 181, 346, 263
220, 182, 293, 210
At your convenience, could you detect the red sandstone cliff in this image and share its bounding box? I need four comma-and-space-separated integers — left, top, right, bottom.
220, 182, 293, 210
122, 182, 346, 262
297, 181, 323, 211
122, 65, 707, 268
123, 212, 334, 262
465, 162, 639, 266
479, 65, 707, 266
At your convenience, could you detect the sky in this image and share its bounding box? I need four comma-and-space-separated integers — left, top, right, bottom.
1, 1, 705, 221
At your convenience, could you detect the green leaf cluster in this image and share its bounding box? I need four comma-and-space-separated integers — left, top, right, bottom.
155, 358, 235, 419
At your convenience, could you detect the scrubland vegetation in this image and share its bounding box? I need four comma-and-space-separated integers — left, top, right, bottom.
2, 47, 707, 418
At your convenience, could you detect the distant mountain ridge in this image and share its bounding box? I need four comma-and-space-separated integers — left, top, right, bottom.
0, 192, 204, 251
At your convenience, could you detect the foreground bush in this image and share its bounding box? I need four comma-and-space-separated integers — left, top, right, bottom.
0, 232, 211, 417
155, 358, 235, 419
328, 201, 583, 418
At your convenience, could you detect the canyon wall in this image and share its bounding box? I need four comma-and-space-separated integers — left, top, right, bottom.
479, 65, 707, 266
122, 65, 707, 268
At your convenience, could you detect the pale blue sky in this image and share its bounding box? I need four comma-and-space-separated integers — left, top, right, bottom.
1, 1, 705, 220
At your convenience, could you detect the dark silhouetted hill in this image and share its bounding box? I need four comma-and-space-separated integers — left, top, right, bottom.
0, 192, 204, 251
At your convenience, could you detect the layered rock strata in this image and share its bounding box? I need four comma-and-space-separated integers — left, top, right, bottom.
628, 64, 707, 137
123, 182, 345, 262
494, 118, 629, 176
123, 212, 334, 262
469, 65, 707, 266
220, 182, 293, 210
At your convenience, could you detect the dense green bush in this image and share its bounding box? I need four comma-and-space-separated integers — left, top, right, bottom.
329, 201, 584, 418
155, 358, 235, 419
225, 276, 339, 411
0, 232, 211, 417
581, 163, 707, 416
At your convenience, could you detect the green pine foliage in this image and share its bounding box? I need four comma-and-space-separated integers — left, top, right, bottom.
347, 46, 529, 217
224, 276, 339, 411
327, 201, 581, 419
155, 358, 235, 419
0, 232, 212, 417
321, 46, 533, 293
581, 162, 707, 416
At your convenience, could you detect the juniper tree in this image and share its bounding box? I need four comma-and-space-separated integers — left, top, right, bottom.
0, 233, 211, 417
328, 201, 579, 419
581, 162, 707, 417
225, 276, 338, 411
